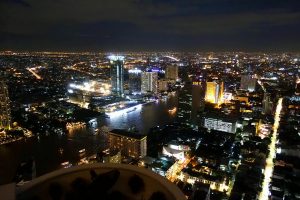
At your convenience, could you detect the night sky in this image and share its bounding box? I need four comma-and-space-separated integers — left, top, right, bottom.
1, 0, 300, 51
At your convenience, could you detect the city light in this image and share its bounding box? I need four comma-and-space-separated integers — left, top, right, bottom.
108, 55, 125, 61
128, 68, 142, 73
27, 67, 43, 80
259, 98, 283, 200
106, 104, 142, 118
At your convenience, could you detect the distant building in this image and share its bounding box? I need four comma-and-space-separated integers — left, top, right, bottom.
0, 81, 11, 130
262, 92, 273, 115
162, 143, 190, 160
205, 81, 224, 105
203, 117, 237, 133
240, 75, 256, 92
141, 71, 158, 94
158, 79, 169, 92
128, 68, 142, 94
165, 65, 178, 80
107, 129, 147, 158
102, 150, 122, 164
202, 113, 239, 133
109, 56, 124, 96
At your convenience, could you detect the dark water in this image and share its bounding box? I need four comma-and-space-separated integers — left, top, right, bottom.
0, 95, 178, 184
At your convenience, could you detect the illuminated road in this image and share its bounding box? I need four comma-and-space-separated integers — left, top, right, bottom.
166, 157, 191, 182
259, 98, 283, 200
27, 67, 42, 80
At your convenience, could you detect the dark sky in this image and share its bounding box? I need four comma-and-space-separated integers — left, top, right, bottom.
1, 0, 300, 51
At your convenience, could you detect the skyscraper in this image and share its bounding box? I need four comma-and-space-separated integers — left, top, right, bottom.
109, 55, 124, 96
192, 80, 206, 123
165, 65, 178, 81
177, 82, 192, 125
141, 71, 158, 94
240, 75, 256, 92
205, 81, 224, 105
128, 68, 142, 94
0, 81, 11, 130
262, 92, 273, 115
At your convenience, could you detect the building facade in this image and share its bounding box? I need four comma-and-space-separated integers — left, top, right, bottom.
240, 75, 256, 92
107, 129, 147, 158
0, 81, 11, 130
205, 81, 224, 105
177, 82, 192, 125
158, 79, 169, 92
203, 117, 237, 133
165, 65, 178, 81
128, 68, 142, 94
109, 56, 124, 96
192, 81, 206, 123
141, 71, 158, 94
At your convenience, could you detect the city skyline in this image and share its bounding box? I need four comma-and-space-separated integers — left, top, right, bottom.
1, 0, 300, 199
1, 0, 300, 52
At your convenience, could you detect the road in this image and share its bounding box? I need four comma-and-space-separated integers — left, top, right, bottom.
259, 98, 283, 200
27, 67, 42, 80
166, 157, 191, 182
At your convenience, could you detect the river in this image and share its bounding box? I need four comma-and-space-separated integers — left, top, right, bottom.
0, 94, 178, 184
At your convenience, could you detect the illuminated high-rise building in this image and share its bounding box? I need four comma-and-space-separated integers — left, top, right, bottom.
165, 65, 178, 81
0, 80, 11, 130
177, 82, 192, 125
141, 71, 158, 94
240, 75, 256, 92
128, 68, 142, 94
192, 80, 206, 123
205, 81, 224, 105
109, 55, 124, 96
107, 129, 147, 159
262, 92, 273, 115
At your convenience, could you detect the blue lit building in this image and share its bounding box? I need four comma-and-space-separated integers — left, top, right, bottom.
109, 55, 124, 96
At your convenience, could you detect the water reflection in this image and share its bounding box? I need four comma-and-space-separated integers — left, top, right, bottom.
0, 94, 178, 184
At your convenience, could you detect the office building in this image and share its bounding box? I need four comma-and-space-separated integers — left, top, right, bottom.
262, 92, 273, 115
205, 81, 224, 105
128, 68, 142, 94
101, 150, 122, 164
0, 81, 11, 130
192, 80, 206, 123
158, 79, 169, 92
109, 55, 124, 96
203, 117, 237, 133
141, 71, 158, 94
165, 65, 178, 81
107, 129, 147, 158
177, 82, 192, 125
240, 75, 256, 92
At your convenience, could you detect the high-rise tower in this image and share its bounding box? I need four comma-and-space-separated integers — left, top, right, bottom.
205, 81, 224, 105
141, 71, 158, 94
240, 75, 256, 92
165, 65, 178, 81
192, 78, 206, 123
0, 81, 11, 130
128, 68, 142, 94
109, 55, 124, 96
